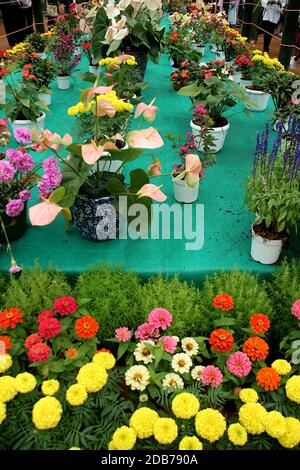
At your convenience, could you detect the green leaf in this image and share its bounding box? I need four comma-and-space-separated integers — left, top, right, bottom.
154, 346, 164, 369
106, 177, 126, 195
49, 186, 66, 204
213, 317, 236, 327
177, 81, 200, 97
92, 7, 109, 61
129, 168, 149, 193
117, 341, 130, 360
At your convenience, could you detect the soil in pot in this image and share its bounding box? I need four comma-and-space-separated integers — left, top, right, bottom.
79, 171, 125, 199
193, 116, 228, 129
253, 222, 288, 242
245, 85, 265, 92
0, 206, 27, 243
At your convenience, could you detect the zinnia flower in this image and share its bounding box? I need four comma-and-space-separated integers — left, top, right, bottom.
212, 293, 234, 311
0, 307, 23, 329
250, 313, 270, 334
134, 322, 160, 341
24, 333, 42, 349
37, 310, 54, 323
38, 317, 62, 339
125, 364, 150, 391
75, 315, 99, 339
227, 352, 252, 377
162, 373, 184, 391
27, 343, 51, 362
147, 307, 172, 330
256, 367, 281, 391
0, 335, 12, 352
162, 335, 178, 353
65, 347, 78, 359
242, 336, 269, 361
291, 299, 300, 320
134, 341, 155, 364
171, 353, 192, 374
115, 327, 131, 342
209, 329, 234, 353
53, 296, 78, 315
201, 365, 223, 387
181, 337, 199, 356
191, 365, 204, 382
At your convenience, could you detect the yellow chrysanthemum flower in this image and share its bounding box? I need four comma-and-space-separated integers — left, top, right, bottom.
126, 59, 137, 66
99, 57, 120, 66
69, 447, 81, 450
32, 397, 62, 430
130, 407, 159, 439
271, 359, 292, 376
15, 373, 36, 394
41, 379, 60, 396
66, 384, 88, 406
93, 352, 116, 370
0, 354, 13, 373
195, 409, 226, 443
108, 440, 117, 450
227, 423, 247, 446
171, 392, 200, 419
285, 375, 300, 404
265, 411, 287, 438
0, 401, 6, 425
111, 426, 137, 450
0, 376, 17, 402
278, 417, 300, 448
67, 105, 79, 116
239, 388, 259, 403
76, 363, 108, 393
238, 403, 267, 434
153, 418, 178, 445
179, 436, 203, 450
252, 49, 263, 55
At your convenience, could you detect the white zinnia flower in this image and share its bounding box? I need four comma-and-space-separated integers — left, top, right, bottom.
181, 338, 199, 356
134, 340, 155, 364
162, 373, 184, 391
139, 393, 148, 402
171, 353, 193, 374
191, 366, 204, 382
125, 365, 150, 391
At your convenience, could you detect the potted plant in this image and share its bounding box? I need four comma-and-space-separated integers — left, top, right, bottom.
25, 32, 50, 58
233, 52, 253, 86
21, 58, 57, 106
81, 37, 99, 74
244, 119, 300, 264
170, 59, 199, 91
52, 30, 81, 90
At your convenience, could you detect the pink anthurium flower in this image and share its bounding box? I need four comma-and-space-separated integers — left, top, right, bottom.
126, 127, 164, 149
117, 54, 134, 63
32, 129, 73, 152
29, 199, 63, 226
147, 158, 162, 176
134, 98, 158, 122
173, 154, 202, 188
96, 98, 116, 118
81, 140, 118, 165
137, 184, 167, 202
86, 85, 114, 105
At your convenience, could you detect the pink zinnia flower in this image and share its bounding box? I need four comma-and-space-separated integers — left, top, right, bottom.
24, 333, 42, 349
53, 296, 78, 315
201, 365, 223, 387
38, 318, 62, 339
134, 322, 160, 341
291, 299, 300, 320
38, 310, 54, 323
115, 327, 131, 342
148, 308, 172, 330
28, 342, 51, 362
227, 351, 252, 377
234, 387, 242, 395
162, 335, 178, 353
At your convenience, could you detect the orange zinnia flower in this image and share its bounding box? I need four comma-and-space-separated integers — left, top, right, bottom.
94, 348, 112, 355
65, 347, 78, 359
0, 307, 23, 329
243, 336, 269, 362
0, 335, 12, 352
75, 315, 99, 339
256, 367, 281, 391
209, 328, 234, 353
212, 294, 234, 311
250, 314, 270, 334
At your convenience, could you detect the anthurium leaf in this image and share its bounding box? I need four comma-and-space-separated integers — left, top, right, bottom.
49, 186, 66, 204
129, 168, 149, 193
177, 81, 200, 97
92, 7, 109, 61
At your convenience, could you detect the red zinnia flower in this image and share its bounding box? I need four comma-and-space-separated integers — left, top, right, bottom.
0, 307, 23, 329
75, 316, 99, 339
256, 367, 281, 391
212, 294, 234, 311
94, 348, 112, 355
53, 296, 78, 315
38, 318, 62, 339
28, 342, 51, 362
38, 310, 54, 323
250, 313, 270, 334
0, 335, 12, 352
243, 336, 269, 362
209, 329, 234, 353
24, 333, 43, 349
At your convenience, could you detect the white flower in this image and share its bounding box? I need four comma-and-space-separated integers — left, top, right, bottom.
139, 393, 148, 402
191, 366, 204, 382
181, 338, 199, 356
134, 340, 155, 364
125, 365, 150, 391
104, 16, 128, 44
144, 0, 162, 11
104, 1, 120, 19
162, 373, 184, 391
171, 353, 192, 374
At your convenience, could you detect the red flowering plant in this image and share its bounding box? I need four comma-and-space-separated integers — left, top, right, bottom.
80, 36, 95, 66
164, 26, 200, 68
234, 52, 254, 80
170, 59, 199, 91
21, 58, 57, 95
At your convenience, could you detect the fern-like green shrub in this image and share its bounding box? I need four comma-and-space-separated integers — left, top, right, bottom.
75, 265, 144, 341
3, 263, 72, 328
196, 270, 273, 343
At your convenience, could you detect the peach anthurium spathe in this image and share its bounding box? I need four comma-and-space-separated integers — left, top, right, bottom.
147, 158, 162, 176
134, 98, 158, 122
173, 154, 202, 188
81, 140, 119, 165
137, 184, 167, 202
104, 16, 128, 44
86, 85, 114, 106
32, 129, 73, 152
126, 127, 164, 149
96, 98, 116, 117
29, 200, 63, 226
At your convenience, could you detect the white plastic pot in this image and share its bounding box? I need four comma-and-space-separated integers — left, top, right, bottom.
239, 78, 252, 88
190, 119, 230, 153
38, 52, 47, 59
172, 177, 199, 203
245, 87, 270, 112
215, 50, 225, 61
250, 227, 283, 264
232, 72, 242, 84
89, 65, 100, 74
194, 44, 205, 55
38, 92, 51, 106
57, 75, 71, 90
11, 112, 46, 141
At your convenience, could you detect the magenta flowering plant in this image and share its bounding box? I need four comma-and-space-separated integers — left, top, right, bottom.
52, 30, 82, 76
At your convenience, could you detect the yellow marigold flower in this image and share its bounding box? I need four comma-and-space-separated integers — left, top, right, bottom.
111, 426, 137, 450
238, 403, 267, 434
130, 407, 159, 439
153, 418, 178, 445
0, 376, 17, 402
0, 354, 13, 373
239, 388, 259, 403
278, 417, 300, 448
93, 352, 116, 370
66, 383, 88, 406
195, 409, 226, 442
32, 396, 62, 430
171, 392, 200, 419
108, 440, 117, 450
0, 401, 6, 425
179, 436, 203, 450
265, 411, 287, 438
271, 359, 292, 376
76, 363, 108, 393
41, 379, 60, 396
69, 447, 81, 450
15, 372, 36, 393
99, 57, 119, 66
285, 375, 300, 404
228, 423, 247, 446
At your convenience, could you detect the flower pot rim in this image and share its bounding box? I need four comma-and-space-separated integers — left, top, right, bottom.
12, 112, 46, 125
190, 118, 230, 132
251, 226, 285, 245
245, 86, 269, 95
57, 75, 71, 79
